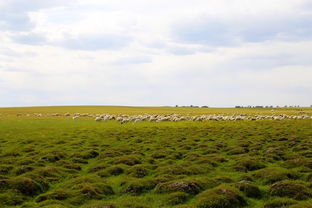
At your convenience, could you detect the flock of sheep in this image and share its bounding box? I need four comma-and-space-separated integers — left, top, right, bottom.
93, 113, 312, 123
15, 112, 312, 123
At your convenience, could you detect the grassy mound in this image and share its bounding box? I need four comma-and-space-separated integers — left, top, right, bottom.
155, 179, 204, 194
36, 189, 71, 202
0, 190, 26, 206
264, 197, 297, 208
127, 165, 150, 178
123, 179, 158, 195
235, 158, 265, 172
270, 180, 311, 200
164, 192, 190, 205
195, 185, 247, 208
112, 155, 141, 166
11, 177, 46, 196
98, 165, 124, 177
235, 181, 262, 198
252, 167, 300, 184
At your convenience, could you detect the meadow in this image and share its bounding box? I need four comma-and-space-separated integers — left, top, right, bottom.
0, 106, 311, 208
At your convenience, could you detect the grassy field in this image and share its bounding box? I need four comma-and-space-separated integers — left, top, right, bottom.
0, 106, 311, 208
1, 106, 312, 116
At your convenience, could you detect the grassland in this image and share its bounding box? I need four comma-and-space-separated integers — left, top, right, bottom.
0, 106, 311, 208
1, 105, 312, 116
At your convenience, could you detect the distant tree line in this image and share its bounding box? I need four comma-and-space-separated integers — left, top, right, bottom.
235, 105, 303, 108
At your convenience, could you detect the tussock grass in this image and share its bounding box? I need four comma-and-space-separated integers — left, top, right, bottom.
0, 106, 311, 207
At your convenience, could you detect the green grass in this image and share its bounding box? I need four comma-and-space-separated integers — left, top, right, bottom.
0, 106, 311, 208
1, 105, 312, 116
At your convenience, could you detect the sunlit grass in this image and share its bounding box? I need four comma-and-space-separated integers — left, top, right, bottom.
0, 107, 311, 207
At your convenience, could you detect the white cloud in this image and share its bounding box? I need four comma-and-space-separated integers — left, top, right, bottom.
0, 0, 311, 107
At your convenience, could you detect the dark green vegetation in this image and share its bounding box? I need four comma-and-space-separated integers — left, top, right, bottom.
0, 107, 311, 207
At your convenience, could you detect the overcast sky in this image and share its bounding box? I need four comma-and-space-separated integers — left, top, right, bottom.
0, 0, 312, 107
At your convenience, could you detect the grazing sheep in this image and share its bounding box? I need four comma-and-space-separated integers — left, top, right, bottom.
120, 118, 129, 124
134, 119, 141, 123
18, 111, 311, 122
95, 117, 102, 122
89, 113, 312, 122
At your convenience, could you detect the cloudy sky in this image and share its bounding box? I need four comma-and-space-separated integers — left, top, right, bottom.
1, 0, 312, 107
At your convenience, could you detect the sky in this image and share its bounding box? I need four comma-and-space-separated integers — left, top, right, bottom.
0, 0, 312, 107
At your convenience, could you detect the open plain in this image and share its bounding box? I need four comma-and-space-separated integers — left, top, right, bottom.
0, 106, 311, 208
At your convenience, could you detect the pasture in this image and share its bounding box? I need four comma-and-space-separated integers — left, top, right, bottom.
0, 106, 311, 208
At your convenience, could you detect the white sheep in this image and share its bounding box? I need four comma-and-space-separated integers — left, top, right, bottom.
95, 117, 102, 122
